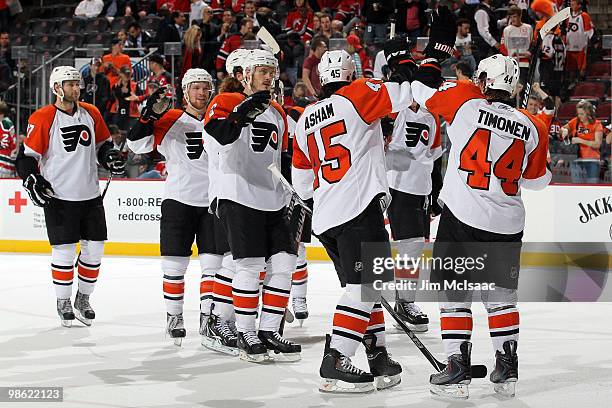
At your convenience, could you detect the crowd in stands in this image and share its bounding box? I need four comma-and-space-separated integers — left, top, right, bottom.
0, 0, 610, 182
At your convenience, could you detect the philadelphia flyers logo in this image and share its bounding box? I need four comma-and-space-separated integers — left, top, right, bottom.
251, 121, 279, 152
404, 122, 430, 148
185, 131, 204, 160
60, 124, 92, 152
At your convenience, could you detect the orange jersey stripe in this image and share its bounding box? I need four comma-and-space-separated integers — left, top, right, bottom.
212, 281, 232, 298
262, 292, 290, 309
368, 310, 385, 326
488, 311, 520, 329
200, 281, 214, 294
233, 295, 259, 309
163, 281, 185, 295
259, 271, 266, 281
333, 313, 370, 334
440, 316, 473, 331
77, 265, 99, 279
52, 269, 74, 281
153, 109, 183, 146
292, 269, 308, 281
336, 78, 393, 124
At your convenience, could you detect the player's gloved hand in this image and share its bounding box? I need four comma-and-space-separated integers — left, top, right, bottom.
429, 194, 443, 217
423, 6, 457, 62
23, 174, 55, 207
383, 38, 417, 83
103, 149, 126, 175
141, 85, 172, 121
381, 117, 395, 138
233, 90, 271, 126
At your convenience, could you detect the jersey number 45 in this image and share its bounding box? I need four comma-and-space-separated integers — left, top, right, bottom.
306, 119, 352, 190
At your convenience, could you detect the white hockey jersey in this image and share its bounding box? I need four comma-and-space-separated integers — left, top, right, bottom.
412, 80, 551, 234
203, 93, 288, 212
386, 104, 442, 196
24, 103, 111, 201
292, 78, 413, 234
566, 11, 594, 52
127, 109, 209, 207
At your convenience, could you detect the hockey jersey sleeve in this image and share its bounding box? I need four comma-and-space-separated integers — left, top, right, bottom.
204, 92, 248, 151
335, 78, 413, 124
23, 105, 56, 159
291, 136, 315, 200
520, 109, 551, 190
412, 80, 483, 126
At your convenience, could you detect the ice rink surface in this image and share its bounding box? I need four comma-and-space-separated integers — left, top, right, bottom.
1, 253, 611, 408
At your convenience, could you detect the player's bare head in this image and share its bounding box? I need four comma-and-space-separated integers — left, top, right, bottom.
576, 100, 595, 124
182, 68, 214, 113
50, 66, 82, 104
526, 95, 542, 115
243, 49, 278, 94
318, 50, 355, 97
474, 54, 519, 100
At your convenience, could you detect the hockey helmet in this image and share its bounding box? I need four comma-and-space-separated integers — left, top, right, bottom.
49, 66, 82, 100
182, 68, 214, 110
318, 50, 355, 86
474, 54, 520, 96
225, 48, 250, 77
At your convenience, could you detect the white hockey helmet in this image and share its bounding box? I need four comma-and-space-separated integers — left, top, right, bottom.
243, 48, 278, 92
181, 68, 214, 110
49, 66, 82, 100
474, 54, 520, 96
225, 48, 250, 77
318, 50, 355, 86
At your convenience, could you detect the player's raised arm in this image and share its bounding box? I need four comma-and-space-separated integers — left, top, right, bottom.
521, 110, 552, 191
127, 86, 173, 154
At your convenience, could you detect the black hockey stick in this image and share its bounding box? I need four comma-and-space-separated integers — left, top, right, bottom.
379, 296, 488, 378
520, 7, 571, 109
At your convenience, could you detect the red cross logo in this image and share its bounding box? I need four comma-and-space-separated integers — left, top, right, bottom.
9, 191, 27, 213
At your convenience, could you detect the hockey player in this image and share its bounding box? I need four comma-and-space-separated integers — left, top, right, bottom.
409, 7, 551, 399
383, 42, 444, 333
202, 48, 251, 356
203, 49, 302, 363
16, 66, 125, 327
126, 69, 227, 347
292, 50, 413, 393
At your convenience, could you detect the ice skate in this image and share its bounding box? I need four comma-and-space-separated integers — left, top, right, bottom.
237, 331, 269, 363
57, 298, 75, 328
319, 334, 375, 394
362, 334, 402, 390
258, 330, 301, 362
166, 313, 186, 346
394, 299, 429, 332
292, 297, 308, 326
74, 291, 95, 326
430, 341, 472, 399
201, 314, 239, 356
490, 340, 518, 398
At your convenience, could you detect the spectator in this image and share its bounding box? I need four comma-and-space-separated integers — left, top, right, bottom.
539, 23, 566, 103
215, 16, 254, 80
101, 39, 132, 87
284, 0, 315, 43
346, 34, 372, 77
125, 22, 153, 57
500, 6, 532, 86
109, 66, 141, 132
447, 18, 476, 74
217, 10, 238, 43
129, 0, 154, 18
74, 0, 104, 19
156, 10, 186, 44
472, 0, 501, 63
561, 100, 604, 183
312, 12, 321, 33
117, 28, 128, 44
363, 0, 391, 45
334, 0, 362, 26
256, 6, 282, 37
181, 25, 204, 77
525, 83, 555, 130
190, 0, 207, 26
530, 0, 555, 38
291, 81, 311, 106
242, 1, 261, 28
454, 60, 473, 81
317, 13, 336, 39
147, 54, 172, 89
301, 35, 327, 97
565, 0, 594, 84
0, 31, 15, 73
210, 0, 245, 19
81, 57, 111, 116
331, 19, 345, 37
101, 0, 131, 18
0, 0, 9, 33
198, 6, 220, 41
401, 0, 427, 40
0, 100, 16, 178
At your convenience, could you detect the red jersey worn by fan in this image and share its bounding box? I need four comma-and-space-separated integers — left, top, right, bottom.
292, 78, 413, 234
0, 117, 17, 177
23, 102, 111, 201
411, 80, 551, 234
127, 109, 209, 206
284, 9, 315, 42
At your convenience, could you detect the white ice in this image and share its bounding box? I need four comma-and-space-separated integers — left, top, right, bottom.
1, 254, 611, 408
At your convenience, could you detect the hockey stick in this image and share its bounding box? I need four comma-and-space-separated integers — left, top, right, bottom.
256, 26, 282, 100
379, 296, 488, 378
520, 7, 571, 109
